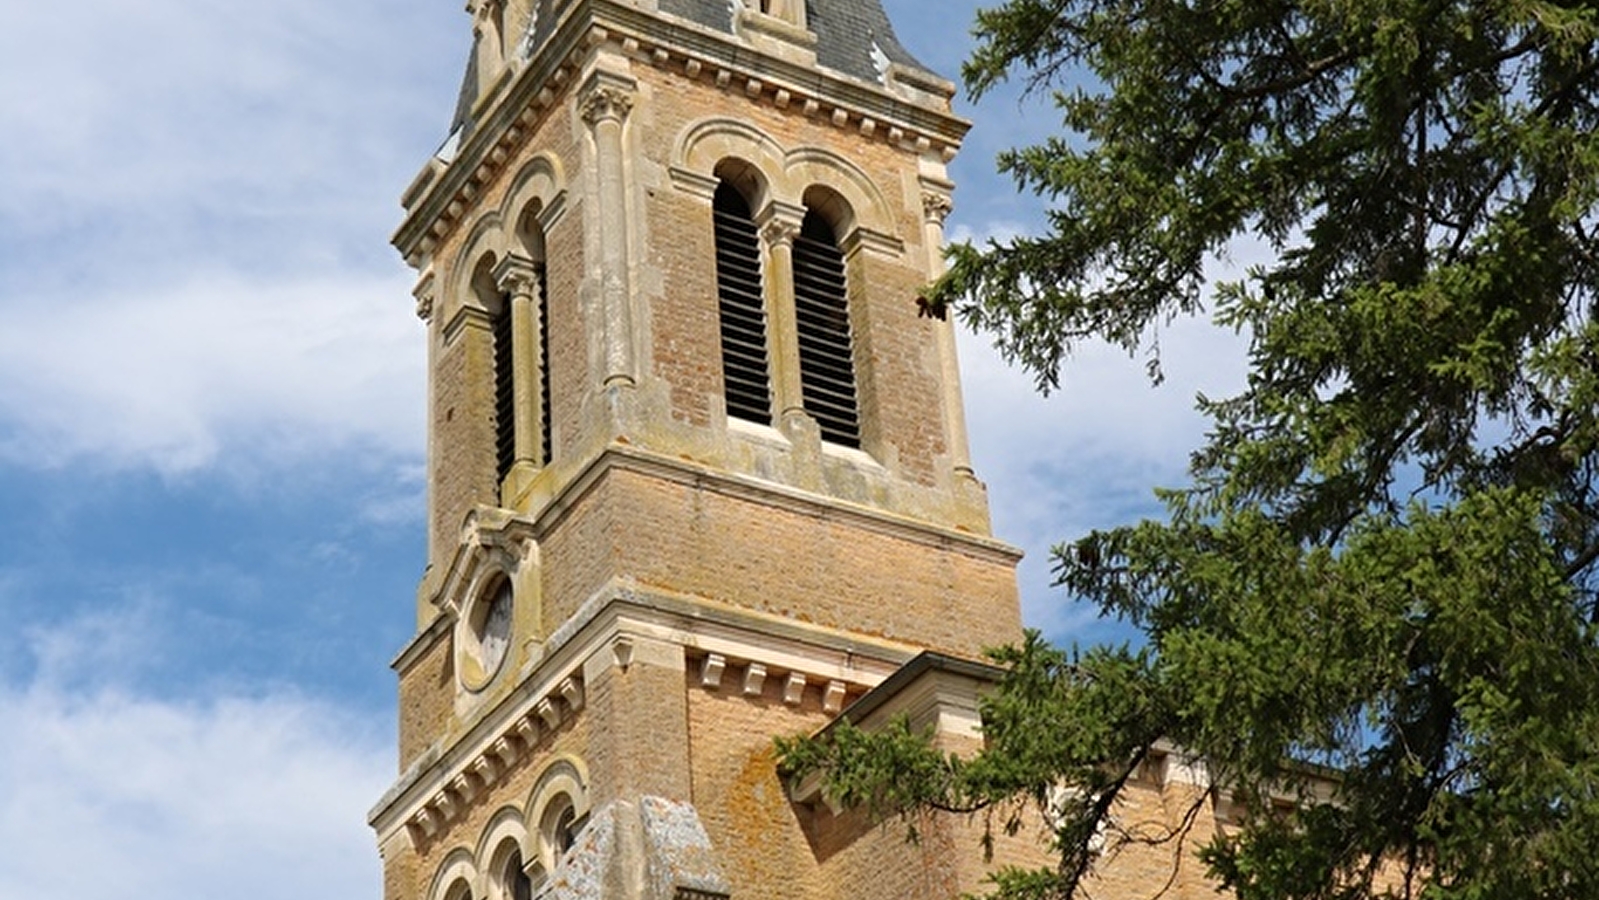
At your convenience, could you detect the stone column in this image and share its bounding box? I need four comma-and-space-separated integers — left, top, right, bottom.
922, 189, 974, 478
756, 202, 807, 427
414, 273, 440, 624
494, 255, 544, 471
580, 83, 638, 390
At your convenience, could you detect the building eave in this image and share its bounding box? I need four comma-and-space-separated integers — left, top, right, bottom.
392, 0, 971, 268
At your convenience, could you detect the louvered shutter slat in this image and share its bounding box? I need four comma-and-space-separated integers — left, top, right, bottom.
714, 183, 773, 425
792, 212, 860, 447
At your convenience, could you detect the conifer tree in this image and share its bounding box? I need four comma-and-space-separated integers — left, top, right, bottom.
781, 2, 1599, 897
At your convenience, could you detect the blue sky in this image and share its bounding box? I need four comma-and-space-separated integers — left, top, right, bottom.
0, 2, 1244, 897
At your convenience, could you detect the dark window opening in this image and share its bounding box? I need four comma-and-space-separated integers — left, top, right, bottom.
493, 298, 516, 481
506, 848, 532, 900
792, 209, 860, 447
535, 263, 553, 466
713, 181, 772, 425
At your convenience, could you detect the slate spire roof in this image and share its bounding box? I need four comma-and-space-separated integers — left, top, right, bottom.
659, 0, 934, 83
446, 0, 938, 144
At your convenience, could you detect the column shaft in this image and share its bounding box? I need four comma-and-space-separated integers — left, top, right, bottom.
583, 87, 638, 389
758, 208, 806, 424
923, 192, 974, 476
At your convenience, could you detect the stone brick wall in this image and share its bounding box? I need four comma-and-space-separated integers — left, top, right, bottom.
397, 631, 455, 770
392, 717, 596, 900
422, 104, 585, 566
630, 62, 955, 488
536, 464, 1020, 658
417, 37, 986, 575
377, 5, 1056, 900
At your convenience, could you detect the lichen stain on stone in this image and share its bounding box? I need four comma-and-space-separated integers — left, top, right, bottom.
639, 797, 730, 896
724, 745, 794, 882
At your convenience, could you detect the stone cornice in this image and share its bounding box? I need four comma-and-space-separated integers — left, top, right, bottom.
368, 587, 916, 842
534, 443, 1023, 567
392, 0, 971, 267
390, 608, 456, 675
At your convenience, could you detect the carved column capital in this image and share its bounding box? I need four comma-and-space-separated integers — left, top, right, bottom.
580, 85, 634, 125
413, 273, 438, 322
755, 200, 805, 248
760, 217, 800, 248
492, 254, 542, 299
921, 191, 954, 225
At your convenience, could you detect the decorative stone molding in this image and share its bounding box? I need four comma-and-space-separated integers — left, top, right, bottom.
411, 807, 439, 841
536, 697, 562, 730
437, 509, 539, 610
438, 507, 544, 693
580, 72, 642, 389
759, 216, 800, 248
514, 715, 538, 746
373, 591, 914, 849
665, 166, 719, 200
839, 225, 905, 261
558, 676, 585, 712
527, 757, 593, 873
683, 650, 877, 715
699, 654, 727, 689
492, 736, 521, 768
393, 6, 967, 266
922, 190, 954, 226
822, 680, 848, 714
492, 253, 542, 298
414, 273, 438, 323
451, 773, 479, 804
611, 634, 635, 670
472, 756, 501, 786
400, 671, 589, 846
579, 85, 634, 125
742, 663, 766, 697
1161, 750, 1211, 787
434, 791, 458, 823
783, 671, 807, 706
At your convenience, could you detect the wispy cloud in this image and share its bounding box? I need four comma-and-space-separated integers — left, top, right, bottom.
0, 0, 459, 251
948, 216, 1255, 640
0, 271, 424, 473
0, 679, 390, 900
0, 603, 391, 900
0, 0, 448, 477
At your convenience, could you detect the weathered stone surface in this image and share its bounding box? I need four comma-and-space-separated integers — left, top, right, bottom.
370, 4, 1268, 900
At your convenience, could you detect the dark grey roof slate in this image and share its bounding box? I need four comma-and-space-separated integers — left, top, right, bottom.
448, 0, 937, 139
658, 0, 936, 84
448, 45, 481, 140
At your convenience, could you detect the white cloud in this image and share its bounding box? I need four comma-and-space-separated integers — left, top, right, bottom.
0, 270, 425, 473
0, 605, 391, 900
959, 316, 1249, 636
0, 681, 389, 900
948, 220, 1263, 637
0, 0, 458, 235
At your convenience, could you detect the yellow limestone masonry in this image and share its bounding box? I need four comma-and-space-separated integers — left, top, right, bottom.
370, 3, 1261, 900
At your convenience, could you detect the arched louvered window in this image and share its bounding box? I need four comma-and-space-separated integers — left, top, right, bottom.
713, 181, 773, 425
793, 208, 860, 447
534, 261, 553, 466
492, 297, 516, 481
472, 255, 516, 483
502, 845, 532, 900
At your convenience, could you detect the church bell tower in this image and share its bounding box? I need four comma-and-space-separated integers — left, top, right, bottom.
370, 2, 1027, 897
